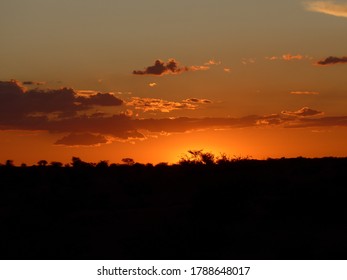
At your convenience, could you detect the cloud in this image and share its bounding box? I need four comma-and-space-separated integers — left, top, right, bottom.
149, 82, 157, 87
242, 58, 256, 65
290, 91, 320, 95
282, 54, 304, 61
266, 56, 279, 61
224, 68, 231, 73
54, 133, 109, 146
204, 59, 221, 66
76, 92, 123, 106
283, 116, 347, 128
125, 97, 200, 113
316, 56, 347, 65
3, 79, 347, 146
22, 81, 46, 86
0, 80, 123, 120
133, 58, 216, 76
281, 107, 324, 117
182, 98, 212, 104
1, 90, 347, 146
133, 59, 189, 76
266, 54, 304, 61
305, 1, 347, 18
189, 65, 210, 71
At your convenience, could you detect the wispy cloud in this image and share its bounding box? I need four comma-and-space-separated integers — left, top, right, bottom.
290, 91, 320, 95
125, 97, 212, 112
182, 98, 212, 104
317, 56, 347, 65
305, 1, 347, 18
282, 54, 304, 61
281, 107, 324, 117
266, 54, 305, 61
204, 59, 221, 66
189, 65, 210, 71
241, 58, 256, 65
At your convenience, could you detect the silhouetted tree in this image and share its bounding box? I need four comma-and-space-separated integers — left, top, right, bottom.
5, 160, 14, 167
122, 158, 135, 165
38, 160, 48, 167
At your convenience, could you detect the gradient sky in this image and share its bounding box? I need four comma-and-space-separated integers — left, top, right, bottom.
1, 0, 347, 165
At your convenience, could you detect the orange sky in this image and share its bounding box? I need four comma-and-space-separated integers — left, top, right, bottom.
1, 0, 347, 165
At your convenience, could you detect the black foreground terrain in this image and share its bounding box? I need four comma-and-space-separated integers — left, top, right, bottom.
1, 157, 347, 259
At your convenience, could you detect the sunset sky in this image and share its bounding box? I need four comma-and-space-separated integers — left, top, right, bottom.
1, 0, 347, 165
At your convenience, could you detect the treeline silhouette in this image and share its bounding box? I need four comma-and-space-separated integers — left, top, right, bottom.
1, 151, 347, 259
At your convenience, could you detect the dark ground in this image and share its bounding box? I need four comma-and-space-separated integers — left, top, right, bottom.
1, 157, 347, 259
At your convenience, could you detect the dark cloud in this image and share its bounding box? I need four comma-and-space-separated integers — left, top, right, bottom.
0, 80, 123, 120
133, 59, 188, 76
76, 92, 123, 106
22, 81, 46, 86
317, 56, 347, 65
0, 80, 24, 95
54, 133, 109, 146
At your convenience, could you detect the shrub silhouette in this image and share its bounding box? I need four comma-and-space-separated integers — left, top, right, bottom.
179, 150, 215, 165
50, 161, 63, 168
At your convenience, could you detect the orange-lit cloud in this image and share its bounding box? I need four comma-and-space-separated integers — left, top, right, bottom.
281, 107, 324, 117
149, 82, 157, 87
126, 97, 202, 112
282, 54, 304, 61
182, 98, 212, 104
317, 56, 347, 65
266, 56, 278, 61
290, 91, 320, 95
224, 68, 231, 73
266, 54, 304, 61
242, 58, 256, 65
305, 1, 347, 18
204, 59, 221, 66
189, 65, 210, 71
